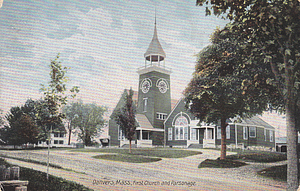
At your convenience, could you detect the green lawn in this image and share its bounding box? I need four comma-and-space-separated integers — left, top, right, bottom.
198, 159, 247, 168
73, 147, 202, 158
225, 150, 287, 163
93, 154, 162, 163
0, 158, 91, 191
258, 163, 300, 182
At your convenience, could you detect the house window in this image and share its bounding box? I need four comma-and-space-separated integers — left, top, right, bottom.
168, 128, 172, 141
226, 125, 230, 139
59, 140, 64, 144
54, 133, 58, 137
54, 140, 58, 144
249, 126, 256, 138
191, 129, 197, 140
143, 98, 148, 112
204, 128, 213, 139
264, 129, 267, 141
59, 133, 64, 137
270, 130, 273, 142
175, 116, 188, 140
156, 112, 167, 120
217, 127, 221, 139
243, 126, 248, 140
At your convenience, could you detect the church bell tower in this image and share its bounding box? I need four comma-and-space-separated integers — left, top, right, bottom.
137, 18, 171, 130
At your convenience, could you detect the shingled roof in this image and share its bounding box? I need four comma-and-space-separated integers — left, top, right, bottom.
144, 23, 166, 61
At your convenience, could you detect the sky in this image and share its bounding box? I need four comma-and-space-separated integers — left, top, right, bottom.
0, 0, 287, 136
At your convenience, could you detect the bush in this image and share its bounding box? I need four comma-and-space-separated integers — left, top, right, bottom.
198, 159, 247, 168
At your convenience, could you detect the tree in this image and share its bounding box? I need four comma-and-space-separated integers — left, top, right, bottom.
112, 88, 137, 153
63, 101, 106, 146
184, 27, 270, 159
62, 102, 80, 145
1, 101, 39, 147
39, 54, 79, 180
196, 0, 300, 189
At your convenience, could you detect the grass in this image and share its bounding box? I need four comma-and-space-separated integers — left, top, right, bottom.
0, 158, 92, 191
258, 163, 300, 182
74, 147, 202, 158
0, 155, 86, 175
93, 154, 162, 163
225, 150, 287, 163
198, 159, 247, 168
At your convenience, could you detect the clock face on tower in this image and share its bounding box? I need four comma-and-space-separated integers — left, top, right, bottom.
156, 78, 169, 93
141, 78, 152, 93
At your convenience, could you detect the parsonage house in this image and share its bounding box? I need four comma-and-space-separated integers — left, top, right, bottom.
108, 21, 276, 150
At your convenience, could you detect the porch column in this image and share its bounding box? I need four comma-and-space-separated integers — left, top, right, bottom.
140, 129, 142, 140
147, 131, 150, 140
205, 127, 208, 140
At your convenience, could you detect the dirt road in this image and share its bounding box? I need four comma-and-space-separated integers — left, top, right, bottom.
0, 149, 286, 191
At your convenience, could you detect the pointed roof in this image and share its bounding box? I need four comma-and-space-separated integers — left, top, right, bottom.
144, 22, 166, 61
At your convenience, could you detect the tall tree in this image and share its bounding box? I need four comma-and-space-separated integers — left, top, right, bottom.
39, 54, 79, 180
112, 88, 137, 153
196, 0, 300, 189
64, 101, 106, 146
62, 102, 80, 145
184, 27, 271, 159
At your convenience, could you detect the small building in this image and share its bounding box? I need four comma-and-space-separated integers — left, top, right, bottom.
276, 136, 300, 152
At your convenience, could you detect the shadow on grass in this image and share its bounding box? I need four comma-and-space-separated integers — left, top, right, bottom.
93, 154, 162, 163
258, 163, 300, 182
198, 159, 247, 168
74, 147, 202, 158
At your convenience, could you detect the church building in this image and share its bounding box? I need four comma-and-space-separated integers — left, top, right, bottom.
108, 20, 275, 150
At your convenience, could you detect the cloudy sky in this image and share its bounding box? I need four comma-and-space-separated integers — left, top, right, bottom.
0, 0, 286, 135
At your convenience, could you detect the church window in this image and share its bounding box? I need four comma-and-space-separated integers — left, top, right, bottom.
156, 112, 167, 120
175, 116, 188, 140
168, 128, 172, 141
143, 98, 148, 112
191, 129, 197, 140
118, 126, 125, 140
226, 125, 230, 139
217, 127, 221, 139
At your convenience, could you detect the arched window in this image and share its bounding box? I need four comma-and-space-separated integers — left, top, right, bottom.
175, 116, 188, 140
175, 116, 188, 126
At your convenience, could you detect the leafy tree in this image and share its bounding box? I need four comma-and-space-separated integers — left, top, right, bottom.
63, 101, 106, 146
39, 54, 79, 136
1, 102, 39, 147
62, 102, 80, 145
196, 0, 300, 189
0, 109, 5, 127
112, 88, 137, 153
184, 27, 270, 159
39, 54, 79, 180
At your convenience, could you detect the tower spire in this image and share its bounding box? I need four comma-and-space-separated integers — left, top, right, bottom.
144, 9, 166, 63
155, 6, 156, 25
